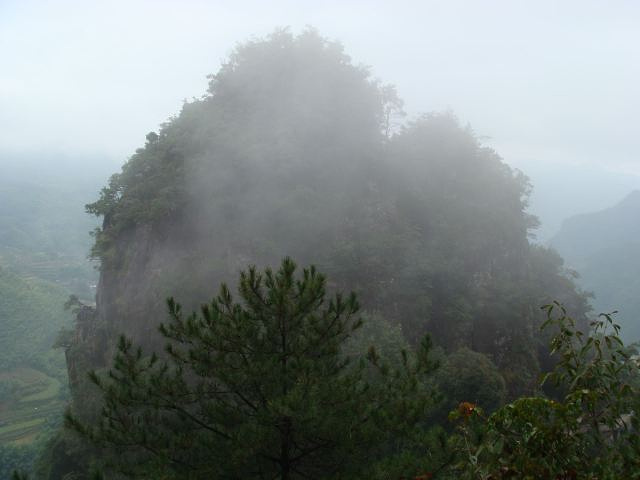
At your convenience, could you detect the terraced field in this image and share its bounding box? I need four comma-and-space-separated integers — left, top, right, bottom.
0, 367, 66, 445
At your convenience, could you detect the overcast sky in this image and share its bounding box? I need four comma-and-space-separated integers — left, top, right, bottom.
1, 0, 639, 238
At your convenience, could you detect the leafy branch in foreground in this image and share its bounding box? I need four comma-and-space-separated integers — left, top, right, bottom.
450, 302, 640, 479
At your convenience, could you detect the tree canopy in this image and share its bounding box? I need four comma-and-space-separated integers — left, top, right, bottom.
67, 258, 438, 479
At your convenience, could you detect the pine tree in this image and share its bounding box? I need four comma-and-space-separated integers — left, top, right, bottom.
67, 258, 437, 479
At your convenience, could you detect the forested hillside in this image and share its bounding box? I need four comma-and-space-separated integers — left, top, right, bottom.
28, 30, 599, 478
0, 156, 110, 476
551, 190, 640, 340
0, 155, 112, 296
0, 268, 71, 371
20, 30, 608, 480
0, 268, 72, 477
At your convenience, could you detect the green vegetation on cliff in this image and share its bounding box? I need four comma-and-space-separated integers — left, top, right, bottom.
44, 29, 600, 479
83, 30, 590, 397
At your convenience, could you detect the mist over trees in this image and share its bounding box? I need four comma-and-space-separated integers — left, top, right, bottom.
84, 29, 589, 391
12, 28, 635, 479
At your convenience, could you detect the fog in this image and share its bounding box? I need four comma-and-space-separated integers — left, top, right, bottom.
4, 3, 640, 477
2, 0, 640, 238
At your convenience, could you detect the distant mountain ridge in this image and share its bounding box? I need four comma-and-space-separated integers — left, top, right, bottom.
551, 190, 640, 340
551, 189, 640, 266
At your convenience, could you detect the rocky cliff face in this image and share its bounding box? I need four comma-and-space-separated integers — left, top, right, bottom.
95, 222, 169, 348
66, 211, 273, 398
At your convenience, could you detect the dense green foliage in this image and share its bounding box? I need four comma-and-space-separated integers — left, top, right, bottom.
435, 348, 506, 415
57, 265, 640, 480
451, 303, 640, 479
67, 259, 438, 479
